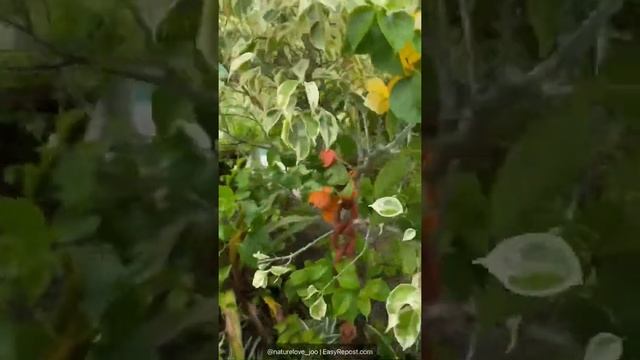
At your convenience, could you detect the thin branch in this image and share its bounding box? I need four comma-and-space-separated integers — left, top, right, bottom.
458, 0, 477, 96
219, 128, 271, 150
0, 16, 215, 105
430, 0, 625, 183
258, 230, 333, 265
0, 59, 80, 72
320, 225, 372, 294
474, 0, 624, 111
357, 123, 416, 175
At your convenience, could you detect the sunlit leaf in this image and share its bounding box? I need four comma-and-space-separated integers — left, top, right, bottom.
473, 232, 584, 297
584, 333, 623, 360
370, 197, 404, 217
229, 52, 255, 77
403, 228, 416, 241
252, 270, 269, 288
309, 296, 327, 320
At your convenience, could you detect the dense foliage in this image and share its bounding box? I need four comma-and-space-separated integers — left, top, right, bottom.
219, 0, 422, 359
1, 0, 216, 359
426, 0, 640, 358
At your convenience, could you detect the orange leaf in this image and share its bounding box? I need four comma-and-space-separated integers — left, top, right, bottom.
308, 187, 340, 224
308, 187, 333, 209
320, 149, 337, 168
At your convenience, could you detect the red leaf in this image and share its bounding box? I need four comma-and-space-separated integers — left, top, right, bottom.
319, 149, 337, 168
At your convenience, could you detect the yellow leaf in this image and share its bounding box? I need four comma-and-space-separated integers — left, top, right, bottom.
262, 295, 283, 322
399, 42, 421, 75
364, 77, 400, 115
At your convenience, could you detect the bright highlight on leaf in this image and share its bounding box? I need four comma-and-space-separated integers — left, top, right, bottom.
269, 266, 291, 276
414, 11, 421, 31
304, 81, 319, 112
364, 77, 401, 115
399, 42, 421, 74
473, 232, 584, 297
403, 228, 416, 241
309, 296, 327, 320
584, 333, 623, 360
229, 52, 255, 77
370, 197, 404, 217
386, 283, 421, 350
252, 270, 269, 288
277, 80, 299, 110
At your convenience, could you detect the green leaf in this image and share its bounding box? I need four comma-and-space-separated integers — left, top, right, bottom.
229, 52, 255, 77
399, 242, 418, 274
584, 333, 623, 360
336, 134, 358, 163
490, 107, 599, 238
390, 73, 421, 124
238, 227, 271, 268
526, 0, 566, 57
393, 308, 421, 350
370, 196, 404, 217
374, 154, 412, 198
51, 213, 101, 244
376, 11, 414, 52
309, 296, 327, 320
252, 270, 269, 288
357, 294, 371, 318
331, 289, 356, 316
402, 228, 416, 241
336, 262, 360, 290
473, 232, 584, 297
288, 268, 311, 288
219, 186, 237, 219
318, 110, 339, 148
0, 197, 54, 301
363, 278, 391, 301
326, 163, 349, 186
384, 0, 419, 12
356, 22, 403, 74
219, 265, 231, 286
53, 144, 101, 210
309, 21, 325, 50
346, 6, 376, 52
386, 283, 420, 331
277, 80, 299, 110
444, 172, 490, 256
134, 0, 178, 39
68, 244, 127, 324
152, 87, 195, 136
281, 117, 312, 163
304, 81, 319, 112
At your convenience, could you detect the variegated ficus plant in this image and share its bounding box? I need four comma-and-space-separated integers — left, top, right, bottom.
219, 0, 422, 358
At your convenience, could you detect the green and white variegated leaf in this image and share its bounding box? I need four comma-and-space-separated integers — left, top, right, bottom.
292, 59, 310, 81
370, 197, 404, 217
252, 270, 269, 288
281, 117, 311, 163
277, 80, 299, 112
584, 333, 623, 360
386, 283, 421, 350
229, 52, 255, 77
403, 228, 416, 241
473, 232, 583, 297
386, 284, 420, 331
318, 110, 339, 148
304, 81, 320, 112
269, 266, 291, 276
309, 296, 327, 320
